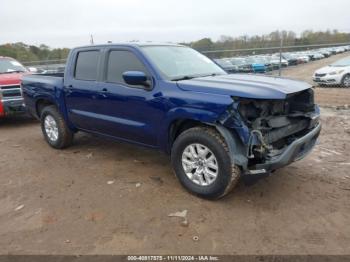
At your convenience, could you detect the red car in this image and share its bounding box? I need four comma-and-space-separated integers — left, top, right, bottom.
0, 56, 28, 118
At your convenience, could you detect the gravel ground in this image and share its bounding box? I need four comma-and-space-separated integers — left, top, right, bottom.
0, 53, 350, 255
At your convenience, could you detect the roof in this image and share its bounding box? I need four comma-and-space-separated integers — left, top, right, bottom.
74, 42, 185, 49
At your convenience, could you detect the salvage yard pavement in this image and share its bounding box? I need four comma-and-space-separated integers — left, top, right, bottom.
0, 53, 350, 255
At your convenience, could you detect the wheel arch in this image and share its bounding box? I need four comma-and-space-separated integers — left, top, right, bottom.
166, 118, 248, 170
35, 97, 57, 118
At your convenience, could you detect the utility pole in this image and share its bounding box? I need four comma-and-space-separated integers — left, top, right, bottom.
278, 35, 284, 77
90, 35, 94, 45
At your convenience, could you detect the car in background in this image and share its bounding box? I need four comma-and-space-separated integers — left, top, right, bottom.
256, 56, 274, 71
270, 55, 289, 68
318, 49, 331, 58
312, 52, 325, 60
230, 57, 253, 73
0, 56, 28, 118
296, 53, 311, 63
313, 56, 350, 87
282, 53, 299, 66
214, 58, 238, 73
245, 57, 266, 73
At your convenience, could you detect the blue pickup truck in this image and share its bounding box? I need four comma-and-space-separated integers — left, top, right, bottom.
22, 43, 321, 199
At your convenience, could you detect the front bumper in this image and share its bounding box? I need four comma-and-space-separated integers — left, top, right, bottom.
313, 74, 342, 85
247, 123, 321, 173
0, 98, 26, 117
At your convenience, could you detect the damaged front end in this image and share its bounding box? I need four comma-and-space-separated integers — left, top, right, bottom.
218, 89, 321, 175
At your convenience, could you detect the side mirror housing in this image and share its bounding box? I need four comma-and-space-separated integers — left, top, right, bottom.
122, 71, 149, 87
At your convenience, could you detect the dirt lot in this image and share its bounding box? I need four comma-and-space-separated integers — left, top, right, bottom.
1, 53, 350, 255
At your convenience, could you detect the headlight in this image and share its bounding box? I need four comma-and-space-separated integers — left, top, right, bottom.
329, 70, 345, 75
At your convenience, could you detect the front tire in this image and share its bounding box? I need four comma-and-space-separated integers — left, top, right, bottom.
40, 105, 73, 149
171, 127, 241, 199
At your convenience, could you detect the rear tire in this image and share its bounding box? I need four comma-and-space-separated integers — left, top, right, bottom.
40, 105, 73, 149
341, 74, 350, 88
171, 127, 241, 199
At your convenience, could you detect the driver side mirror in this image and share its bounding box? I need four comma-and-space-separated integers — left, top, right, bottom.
122, 71, 150, 88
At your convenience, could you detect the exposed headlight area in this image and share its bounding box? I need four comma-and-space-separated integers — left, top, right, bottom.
233, 89, 319, 164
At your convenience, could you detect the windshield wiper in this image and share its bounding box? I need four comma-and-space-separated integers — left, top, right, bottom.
171, 75, 198, 81
171, 73, 222, 81
200, 73, 222, 77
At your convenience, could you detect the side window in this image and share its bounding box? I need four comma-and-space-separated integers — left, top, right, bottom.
107, 51, 148, 84
75, 51, 99, 81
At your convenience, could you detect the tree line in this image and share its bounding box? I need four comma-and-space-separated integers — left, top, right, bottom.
0, 42, 69, 64
0, 29, 349, 62
187, 29, 350, 57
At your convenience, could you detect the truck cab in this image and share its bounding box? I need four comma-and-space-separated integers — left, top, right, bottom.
0, 57, 27, 118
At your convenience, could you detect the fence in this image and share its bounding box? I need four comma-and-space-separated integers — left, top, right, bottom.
19, 42, 350, 87
201, 42, 350, 56
22, 59, 66, 73
200, 41, 350, 79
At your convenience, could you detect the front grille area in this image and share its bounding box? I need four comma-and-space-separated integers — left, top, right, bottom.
0, 85, 22, 99
315, 73, 326, 77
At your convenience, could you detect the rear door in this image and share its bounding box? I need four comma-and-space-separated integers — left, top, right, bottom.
64, 48, 104, 131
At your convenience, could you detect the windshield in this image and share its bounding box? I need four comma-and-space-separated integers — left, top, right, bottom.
0, 58, 27, 74
330, 57, 350, 67
141, 46, 226, 80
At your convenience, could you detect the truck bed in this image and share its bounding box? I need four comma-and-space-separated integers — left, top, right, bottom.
21, 73, 65, 118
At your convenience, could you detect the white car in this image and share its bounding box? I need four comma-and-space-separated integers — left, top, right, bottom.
297, 54, 310, 63
313, 57, 350, 87
270, 55, 289, 67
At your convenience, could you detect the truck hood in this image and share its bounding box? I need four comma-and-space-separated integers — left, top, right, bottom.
0, 72, 29, 85
176, 74, 311, 99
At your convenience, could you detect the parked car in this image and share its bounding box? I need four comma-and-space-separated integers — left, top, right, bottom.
214, 58, 238, 73
256, 56, 274, 71
318, 49, 331, 58
282, 53, 299, 66
270, 55, 289, 68
22, 43, 321, 199
295, 53, 310, 63
245, 57, 266, 73
313, 56, 350, 87
230, 57, 253, 73
312, 52, 325, 60
0, 56, 28, 118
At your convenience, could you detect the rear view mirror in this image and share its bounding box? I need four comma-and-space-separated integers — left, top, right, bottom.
122, 71, 149, 87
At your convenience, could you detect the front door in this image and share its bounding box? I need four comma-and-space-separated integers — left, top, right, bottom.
97, 49, 164, 147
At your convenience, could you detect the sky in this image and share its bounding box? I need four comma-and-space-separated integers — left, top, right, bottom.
0, 0, 349, 48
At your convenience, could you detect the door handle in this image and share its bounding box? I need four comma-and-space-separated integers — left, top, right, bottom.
99, 88, 109, 98
64, 85, 73, 94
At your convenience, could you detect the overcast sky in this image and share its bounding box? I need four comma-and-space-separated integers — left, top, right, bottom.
0, 0, 349, 48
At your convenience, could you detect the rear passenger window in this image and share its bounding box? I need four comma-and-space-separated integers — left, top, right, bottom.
75, 51, 99, 81
107, 51, 148, 84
